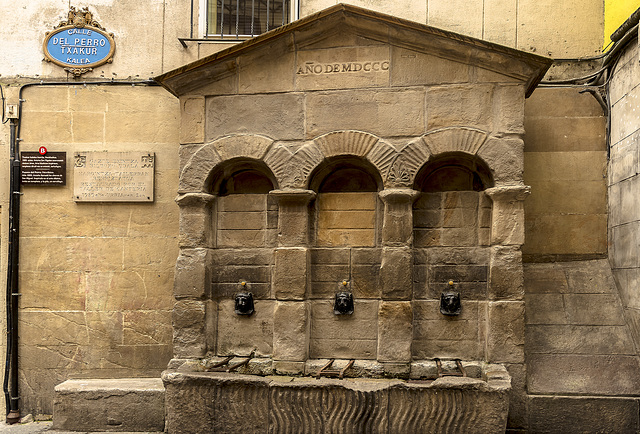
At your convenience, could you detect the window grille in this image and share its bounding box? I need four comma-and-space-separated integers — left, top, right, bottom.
206, 0, 292, 39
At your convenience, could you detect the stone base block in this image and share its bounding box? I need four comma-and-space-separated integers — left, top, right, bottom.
53, 378, 165, 432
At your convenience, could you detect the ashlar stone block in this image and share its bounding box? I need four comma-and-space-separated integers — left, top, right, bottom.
489, 245, 524, 300
176, 193, 215, 248
487, 301, 524, 364
174, 248, 212, 299
273, 301, 309, 362
173, 300, 206, 358
179, 96, 205, 145
269, 189, 316, 246
274, 247, 309, 300
378, 301, 412, 363
380, 247, 413, 300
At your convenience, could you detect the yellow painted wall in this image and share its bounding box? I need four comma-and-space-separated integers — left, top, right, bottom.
605, 0, 640, 48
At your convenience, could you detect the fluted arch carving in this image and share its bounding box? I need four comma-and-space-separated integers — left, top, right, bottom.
314, 130, 380, 158
179, 134, 275, 193
422, 127, 489, 156
305, 130, 397, 189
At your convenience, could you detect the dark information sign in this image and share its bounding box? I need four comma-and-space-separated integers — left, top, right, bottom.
21, 152, 66, 185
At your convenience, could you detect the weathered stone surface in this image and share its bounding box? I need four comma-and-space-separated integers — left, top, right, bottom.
163, 367, 509, 434
274, 247, 309, 300
179, 143, 222, 193
487, 301, 524, 363
413, 301, 483, 360
486, 185, 530, 246
310, 300, 378, 359
526, 324, 636, 355
528, 354, 640, 395
173, 300, 206, 358
296, 46, 390, 91
529, 396, 639, 434
316, 192, 377, 247
273, 301, 309, 361
489, 245, 524, 300
217, 300, 275, 357
211, 134, 274, 162
426, 85, 494, 131
53, 378, 165, 432
390, 49, 470, 86
504, 363, 527, 430
305, 89, 426, 138
377, 302, 412, 362
180, 96, 205, 144
380, 247, 413, 300
478, 137, 524, 184
238, 37, 295, 94
206, 94, 305, 141
174, 248, 211, 299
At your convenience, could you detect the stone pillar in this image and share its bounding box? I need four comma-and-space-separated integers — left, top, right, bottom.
379, 189, 420, 246
176, 193, 216, 249
378, 189, 419, 300
378, 189, 418, 366
269, 190, 315, 374
269, 189, 316, 247
485, 185, 529, 392
173, 193, 216, 359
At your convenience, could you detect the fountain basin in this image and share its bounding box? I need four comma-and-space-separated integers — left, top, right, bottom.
163, 361, 510, 433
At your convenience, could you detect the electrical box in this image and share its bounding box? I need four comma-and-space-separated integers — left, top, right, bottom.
6, 104, 18, 119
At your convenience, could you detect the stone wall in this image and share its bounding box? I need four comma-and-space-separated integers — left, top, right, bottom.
524, 259, 640, 430
609, 37, 640, 352
15, 85, 179, 414
523, 88, 608, 260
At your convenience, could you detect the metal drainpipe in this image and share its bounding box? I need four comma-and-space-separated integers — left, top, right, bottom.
2, 79, 159, 423
4, 117, 20, 424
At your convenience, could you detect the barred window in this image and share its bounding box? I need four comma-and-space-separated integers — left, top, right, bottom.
206, 0, 293, 38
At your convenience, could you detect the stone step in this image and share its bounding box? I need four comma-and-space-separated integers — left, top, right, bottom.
53, 378, 164, 432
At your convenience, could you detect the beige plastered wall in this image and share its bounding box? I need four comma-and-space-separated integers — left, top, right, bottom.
0, 0, 605, 417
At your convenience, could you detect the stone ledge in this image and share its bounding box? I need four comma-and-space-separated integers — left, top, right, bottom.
53, 378, 165, 432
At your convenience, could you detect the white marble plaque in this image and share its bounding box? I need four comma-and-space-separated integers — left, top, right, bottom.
73, 151, 155, 202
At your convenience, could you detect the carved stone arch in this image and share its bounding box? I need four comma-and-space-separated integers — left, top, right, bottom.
310, 130, 396, 189
178, 134, 275, 193
422, 127, 489, 156
314, 130, 380, 158
413, 150, 494, 192
179, 144, 222, 193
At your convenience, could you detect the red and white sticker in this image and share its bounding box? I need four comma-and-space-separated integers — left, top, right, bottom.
38, 146, 47, 155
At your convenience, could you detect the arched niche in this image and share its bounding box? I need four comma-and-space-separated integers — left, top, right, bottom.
411, 153, 494, 361
412, 153, 493, 249
208, 158, 279, 359
306, 156, 384, 361
308, 156, 383, 248
210, 159, 278, 247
